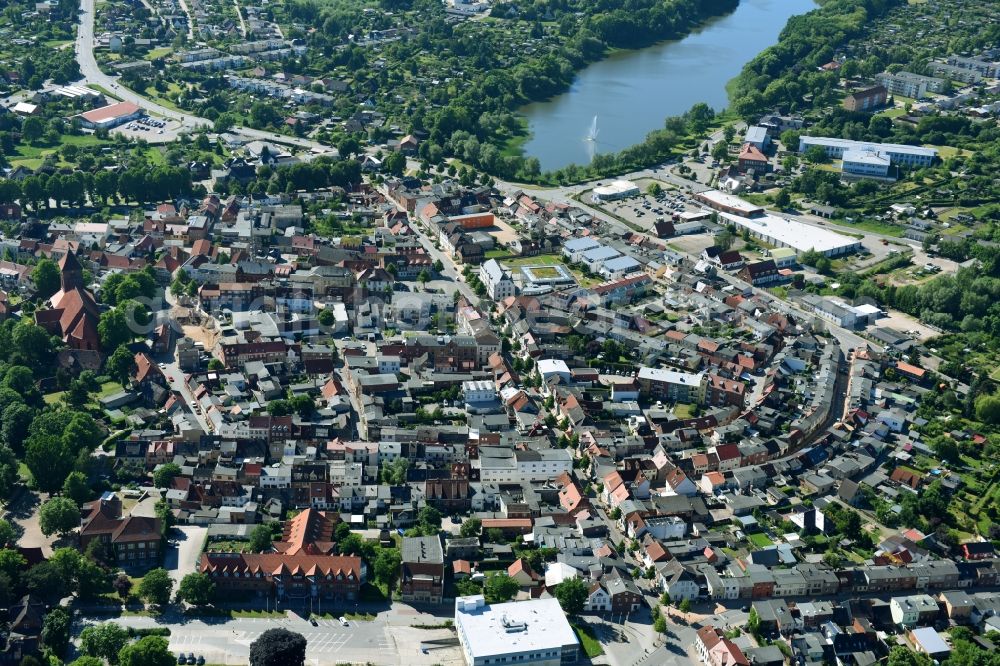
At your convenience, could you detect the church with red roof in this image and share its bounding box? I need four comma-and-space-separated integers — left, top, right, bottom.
34, 251, 102, 351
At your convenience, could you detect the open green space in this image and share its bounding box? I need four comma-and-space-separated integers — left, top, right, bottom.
502, 253, 563, 268
145, 47, 173, 61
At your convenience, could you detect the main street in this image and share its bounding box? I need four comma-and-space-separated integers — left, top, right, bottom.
75, 0, 332, 152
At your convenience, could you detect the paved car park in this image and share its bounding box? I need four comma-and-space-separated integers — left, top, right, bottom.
112, 116, 185, 143
596, 185, 698, 232
75, 614, 463, 666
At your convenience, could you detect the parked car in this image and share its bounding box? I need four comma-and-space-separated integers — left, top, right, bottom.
339, 617, 349, 626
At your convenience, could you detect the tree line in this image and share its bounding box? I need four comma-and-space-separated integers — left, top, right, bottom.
0, 165, 193, 211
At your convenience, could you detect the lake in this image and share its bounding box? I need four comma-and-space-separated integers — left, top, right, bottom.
518, 0, 817, 172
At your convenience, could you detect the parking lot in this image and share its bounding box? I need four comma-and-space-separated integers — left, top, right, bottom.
594, 183, 697, 232
112, 115, 185, 143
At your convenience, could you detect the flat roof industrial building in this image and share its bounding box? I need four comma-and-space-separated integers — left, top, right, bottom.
455, 596, 579, 666
695, 189, 765, 217
798, 136, 937, 167
717, 211, 862, 257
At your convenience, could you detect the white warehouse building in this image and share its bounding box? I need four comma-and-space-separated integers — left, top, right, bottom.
716, 210, 862, 257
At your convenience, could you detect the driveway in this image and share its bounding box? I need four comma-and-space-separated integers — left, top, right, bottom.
164, 525, 207, 586
7, 489, 56, 556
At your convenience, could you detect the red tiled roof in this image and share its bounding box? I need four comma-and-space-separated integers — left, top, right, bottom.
201, 552, 362, 578
78, 101, 140, 123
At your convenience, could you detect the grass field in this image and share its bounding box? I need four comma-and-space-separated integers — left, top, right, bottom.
833, 217, 904, 237
8, 133, 110, 168
877, 106, 908, 118
142, 84, 183, 112
45, 380, 124, 407
926, 144, 968, 159
674, 403, 696, 419
527, 266, 562, 278
230, 609, 286, 619
145, 47, 173, 61
747, 533, 775, 549
503, 253, 563, 268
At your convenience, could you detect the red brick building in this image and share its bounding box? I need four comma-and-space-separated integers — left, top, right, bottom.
200, 509, 365, 603
80, 493, 161, 571
400, 535, 444, 604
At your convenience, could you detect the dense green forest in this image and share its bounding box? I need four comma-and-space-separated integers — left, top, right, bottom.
728, 0, 904, 118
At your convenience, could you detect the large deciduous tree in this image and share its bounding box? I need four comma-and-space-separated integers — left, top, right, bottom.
249, 629, 307, 666
138, 568, 173, 607
39, 497, 80, 537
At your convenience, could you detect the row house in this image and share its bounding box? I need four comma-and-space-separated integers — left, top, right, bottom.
218, 340, 297, 369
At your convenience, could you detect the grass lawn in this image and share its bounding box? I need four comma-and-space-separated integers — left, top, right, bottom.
145, 47, 173, 60
98, 381, 125, 398
230, 609, 287, 618
8, 133, 109, 168
877, 107, 908, 118
86, 83, 120, 100
572, 624, 605, 658
747, 533, 775, 549
925, 144, 968, 159
142, 86, 182, 112
528, 266, 562, 279
141, 146, 167, 165
503, 253, 563, 268
44, 391, 66, 405
674, 403, 696, 419
203, 539, 251, 552
832, 217, 904, 237
485, 248, 513, 260
499, 116, 530, 159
